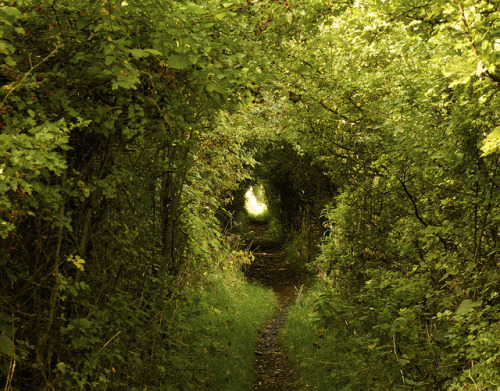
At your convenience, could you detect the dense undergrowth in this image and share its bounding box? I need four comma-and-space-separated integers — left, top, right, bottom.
2, 244, 276, 390
284, 271, 500, 390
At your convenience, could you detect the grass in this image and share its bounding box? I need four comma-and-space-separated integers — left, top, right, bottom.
159, 268, 278, 391
281, 283, 341, 391
282, 282, 410, 391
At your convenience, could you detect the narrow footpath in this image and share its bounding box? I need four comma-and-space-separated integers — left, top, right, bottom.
243, 224, 308, 391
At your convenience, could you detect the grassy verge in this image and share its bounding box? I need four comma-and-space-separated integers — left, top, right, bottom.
160, 268, 278, 391
283, 282, 393, 390
281, 284, 330, 391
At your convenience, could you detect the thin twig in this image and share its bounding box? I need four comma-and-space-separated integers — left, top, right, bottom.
319, 100, 351, 122
3, 324, 16, 391
458, 3, 478, 56
468, 369, 479, 391
96, 331, 121, 356
393, 334, 406, 385
393, 333, 398, 359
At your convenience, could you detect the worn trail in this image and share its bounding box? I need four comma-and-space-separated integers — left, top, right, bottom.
243, 224, 307, 391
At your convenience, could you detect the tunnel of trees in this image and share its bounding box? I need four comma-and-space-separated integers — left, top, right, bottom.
1, 0, 499, 390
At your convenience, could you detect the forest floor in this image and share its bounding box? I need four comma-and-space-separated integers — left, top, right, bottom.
243, 222, 310, 391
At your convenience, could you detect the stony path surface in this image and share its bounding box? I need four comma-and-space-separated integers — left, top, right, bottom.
243, 227, 308, 391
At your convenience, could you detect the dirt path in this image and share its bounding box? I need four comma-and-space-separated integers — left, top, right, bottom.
243, 224, 307, 391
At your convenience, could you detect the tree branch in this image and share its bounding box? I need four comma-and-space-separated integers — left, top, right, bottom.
400, 179, 448, 251
400, 180, 427, 228
1, 44, 63, 109
458, 3, 478, 56
319, 100, 352, 122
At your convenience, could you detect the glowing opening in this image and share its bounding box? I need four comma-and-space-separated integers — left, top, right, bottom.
245, 185, 268, 216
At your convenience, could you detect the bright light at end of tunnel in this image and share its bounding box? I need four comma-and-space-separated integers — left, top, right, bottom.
245, 186, 267, 215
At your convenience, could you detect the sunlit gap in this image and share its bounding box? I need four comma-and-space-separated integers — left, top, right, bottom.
245, 186, 268, 216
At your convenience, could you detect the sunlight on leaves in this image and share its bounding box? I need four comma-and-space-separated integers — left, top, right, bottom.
67, 255, 85, 271
481, 127, 500, 156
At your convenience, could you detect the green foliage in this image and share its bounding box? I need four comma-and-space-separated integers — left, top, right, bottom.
0, 0, 289, 388
285, 266, 500, 389
275, 1, 500, 389
482, 127, 500, 156
0, 119, 70, 238
2, 0, 500, 389
265, 216, 282, 242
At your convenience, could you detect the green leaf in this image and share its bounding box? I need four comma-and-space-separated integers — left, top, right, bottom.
67, 255, 85, 271
56, 362, 66, 373
0, 6, 22, 22
456, 299, 482, 315
214, 11, 228, 20
130, 48, 151, 59
0, 335, 16, 359
168, 54, 188, 70
481, 127, 500, 156
206, 83, 224, 93
76, 17, 87, 31
145, 48, 162, 56
187, 4, 209, 15
4, 56, 16, 67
